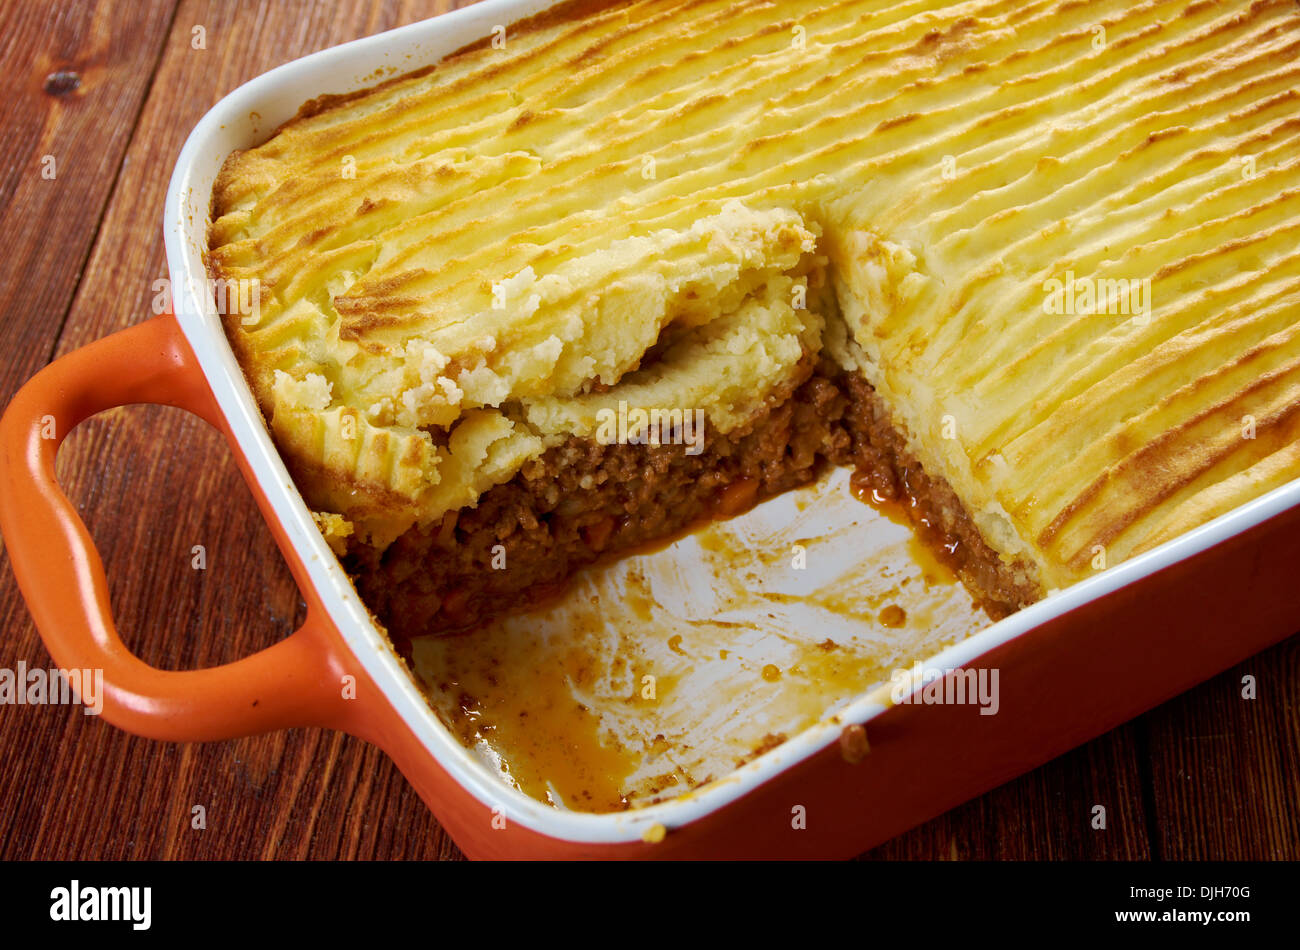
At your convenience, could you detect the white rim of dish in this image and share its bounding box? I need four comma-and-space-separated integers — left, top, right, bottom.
161, 0, 1300, 845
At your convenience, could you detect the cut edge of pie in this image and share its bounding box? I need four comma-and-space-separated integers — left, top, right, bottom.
206, 0, 1300, 642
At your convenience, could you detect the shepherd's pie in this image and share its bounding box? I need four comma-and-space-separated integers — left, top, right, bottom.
208, 0, 1300, 641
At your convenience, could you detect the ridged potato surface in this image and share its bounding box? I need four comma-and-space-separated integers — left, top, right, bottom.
209, 0, 1300, 590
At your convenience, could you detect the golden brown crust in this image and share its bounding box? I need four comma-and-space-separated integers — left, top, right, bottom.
209, 0, 1300, 593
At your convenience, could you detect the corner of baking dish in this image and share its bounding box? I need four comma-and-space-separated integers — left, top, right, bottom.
158, 0, 1300, 847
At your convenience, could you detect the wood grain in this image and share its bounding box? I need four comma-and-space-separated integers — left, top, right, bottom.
0, 0, 177, 406
0, 0, 1295, 861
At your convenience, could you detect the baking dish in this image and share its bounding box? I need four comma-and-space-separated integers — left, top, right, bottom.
3, 0, 1300, 858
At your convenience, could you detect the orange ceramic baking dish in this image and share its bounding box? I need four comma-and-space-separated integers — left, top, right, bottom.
3, 0, 1300, 858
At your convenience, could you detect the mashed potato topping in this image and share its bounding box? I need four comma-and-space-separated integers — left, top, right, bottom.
210, 0, 1300, 591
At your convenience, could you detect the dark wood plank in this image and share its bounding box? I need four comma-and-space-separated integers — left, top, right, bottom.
0, 0, 1295, 861
2, 0, 472, 862
0, 0, 183, 859
1142, 639, 1300, 859
0, 0, 179, 404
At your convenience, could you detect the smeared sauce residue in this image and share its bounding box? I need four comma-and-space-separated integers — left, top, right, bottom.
412, 468, 989, 813
435, 642, 635, 812
850, 464, 962, 588
879, 604, 907, 628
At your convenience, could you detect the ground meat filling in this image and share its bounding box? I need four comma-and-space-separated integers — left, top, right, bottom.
830, 374, 1041, 619
346, 362, 1039, 646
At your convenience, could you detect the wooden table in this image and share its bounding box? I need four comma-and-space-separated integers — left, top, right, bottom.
0, 0, 1295, 861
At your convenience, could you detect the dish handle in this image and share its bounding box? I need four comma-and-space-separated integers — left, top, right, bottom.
0, 313, 349, 741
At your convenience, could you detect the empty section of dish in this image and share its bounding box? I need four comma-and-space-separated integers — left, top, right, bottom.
411, 468, 987, 812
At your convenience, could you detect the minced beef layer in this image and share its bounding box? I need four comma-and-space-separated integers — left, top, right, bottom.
832, 373, 1042, 619
345, 362, 1042, 647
